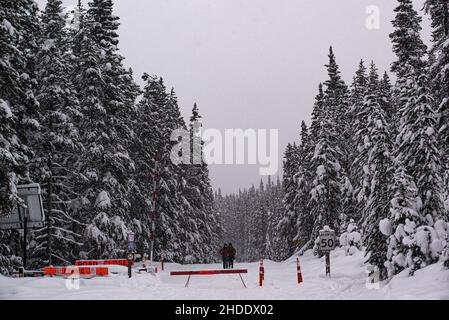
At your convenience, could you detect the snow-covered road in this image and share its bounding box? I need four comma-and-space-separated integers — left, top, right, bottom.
1, 249, 448, 300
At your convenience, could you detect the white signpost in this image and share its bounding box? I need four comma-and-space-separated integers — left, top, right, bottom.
319, 226, 336, 278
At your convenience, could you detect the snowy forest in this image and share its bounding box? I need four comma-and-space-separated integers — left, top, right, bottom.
219, 0, 449, 281
1, 0, 449, 283
0, 0, 222, 274
215, 177, 285, 263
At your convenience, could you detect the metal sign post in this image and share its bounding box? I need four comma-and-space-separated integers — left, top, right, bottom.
127, 252, 134, 278
0, 184, 45, 270
319, 226, 336, 279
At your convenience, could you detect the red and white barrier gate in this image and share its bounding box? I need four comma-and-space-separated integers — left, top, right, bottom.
44, 266, 109, 277
170, 269, 248, 288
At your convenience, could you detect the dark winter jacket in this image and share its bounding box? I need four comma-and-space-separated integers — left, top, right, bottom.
228, 246, 236, 259
219, 246, 229, 257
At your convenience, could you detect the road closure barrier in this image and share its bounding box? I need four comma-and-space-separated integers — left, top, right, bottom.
170, 269, 248, 288
44, 266, 109, 277
75, 259, 133, 267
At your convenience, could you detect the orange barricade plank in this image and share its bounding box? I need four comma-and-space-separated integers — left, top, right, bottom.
44, 266, 109, 277
170, 269, 248, 276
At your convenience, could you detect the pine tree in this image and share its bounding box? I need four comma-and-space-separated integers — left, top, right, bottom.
361, 64, 393, 280
353, 62, 381, 207
390, 0, 427, 79
323, 47, 350, 179
29, 0, 84, 267
0, 0, 40, 216
379, 72, 394, 123
309, 117, 342, 247
309, 48, 346, 245
279, 143, 300, 256
389, 0, 446, 272
383, 162, 422, 277
349, 60, 369, 200
0, 0, 40, 273
293, 122, 314, 249
424, 1, 449, 201
72, 6, 127, 259
69, 0, 140, 259
396, 73, 444, 224
310, 83, 325, 141
183, 103, 222, 263
135, 75, 184, 262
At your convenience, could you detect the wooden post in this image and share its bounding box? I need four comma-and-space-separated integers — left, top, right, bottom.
325, 252, 331, 278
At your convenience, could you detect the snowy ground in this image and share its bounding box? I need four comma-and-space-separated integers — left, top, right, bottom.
1, 248, 448, 300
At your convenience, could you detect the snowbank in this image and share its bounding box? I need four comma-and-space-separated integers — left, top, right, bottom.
0, 249, 447, 300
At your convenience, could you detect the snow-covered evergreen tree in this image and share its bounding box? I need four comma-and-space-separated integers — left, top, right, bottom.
424, 2, 449, 223
339, 219, 362, 256
279, 142, 300, 256
182, 103, 222, 263
293, 122, 314, 250
28, 0, 84, 267
0, 0, 40, 273
309, 48, 345, 244
71, 3, 132, 258
390, 0, 427, 79
361, 64, 393, 280
382, 162, 422, 277
0, 0, 40, 216
396, 73, 444, 224
387, 0, 447, 273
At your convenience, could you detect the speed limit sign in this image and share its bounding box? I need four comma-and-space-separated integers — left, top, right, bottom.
319, 231, 336, 252
319, 227, 336, 278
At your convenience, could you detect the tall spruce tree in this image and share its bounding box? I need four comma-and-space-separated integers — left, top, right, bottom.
279, 142, 300, 256
384, 161, 422, 277
424, 2, 449, 226
0, 0, 40, 215
293, 122, 314, 249
390, 0, 446, 272
361, 64, 393, 280
0, 0, 40, 273
309, 48, 346, 244
29, 0, 84, 267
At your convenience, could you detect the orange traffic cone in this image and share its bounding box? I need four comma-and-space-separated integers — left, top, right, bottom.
259, 259, 264, 287
296, 257, 303, 284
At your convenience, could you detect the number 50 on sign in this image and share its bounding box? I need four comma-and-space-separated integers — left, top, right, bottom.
319, 231, 336, 252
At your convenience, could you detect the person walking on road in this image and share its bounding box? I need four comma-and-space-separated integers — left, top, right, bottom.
219, 244, 229, 269
228, 243, 236, 269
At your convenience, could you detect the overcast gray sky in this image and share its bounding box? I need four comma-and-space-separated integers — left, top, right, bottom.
37, 0, 431, 194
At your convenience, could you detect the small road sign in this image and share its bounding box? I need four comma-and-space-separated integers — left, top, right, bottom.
319, 227, 336, 278
127, 232, 135, 250
319, 230, 336, 252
